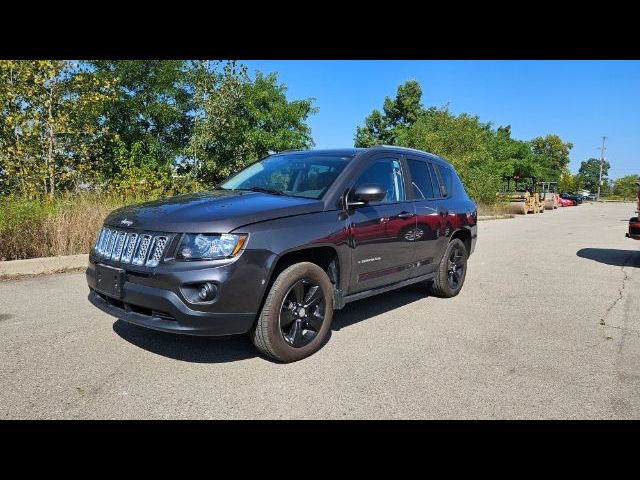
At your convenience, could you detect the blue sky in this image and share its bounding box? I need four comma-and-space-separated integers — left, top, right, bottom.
242, 60, 639, 180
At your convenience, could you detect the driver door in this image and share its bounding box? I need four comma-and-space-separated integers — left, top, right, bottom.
347, 156, 417, 293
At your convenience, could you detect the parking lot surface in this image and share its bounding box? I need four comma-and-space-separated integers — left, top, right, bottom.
1, 202, 638, 419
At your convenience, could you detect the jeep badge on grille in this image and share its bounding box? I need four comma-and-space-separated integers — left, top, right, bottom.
120, 219, 133, 227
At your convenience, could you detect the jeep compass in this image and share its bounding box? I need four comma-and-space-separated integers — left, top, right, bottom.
87, 146, 478, 362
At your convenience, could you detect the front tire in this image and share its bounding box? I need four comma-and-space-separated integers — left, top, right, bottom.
427, 238, 468, 298
251, 262, 334, 362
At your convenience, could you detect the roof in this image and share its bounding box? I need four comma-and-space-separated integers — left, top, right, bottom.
276, 145, 442, 160
275, 148, 365, 156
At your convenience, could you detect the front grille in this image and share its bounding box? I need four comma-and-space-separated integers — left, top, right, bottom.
93, 228, 170, 268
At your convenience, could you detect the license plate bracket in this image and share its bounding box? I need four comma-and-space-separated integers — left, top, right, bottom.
95, 264, 125, 299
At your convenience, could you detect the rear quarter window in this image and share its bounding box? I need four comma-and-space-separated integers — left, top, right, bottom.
439, 164, 470, 200
437, 164, 454, 197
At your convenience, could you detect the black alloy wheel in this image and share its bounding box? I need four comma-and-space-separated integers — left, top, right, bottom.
427, 238, 468, 298
279, 279, 326, 348
252, 262, 334, 362
446, 244, 465, 290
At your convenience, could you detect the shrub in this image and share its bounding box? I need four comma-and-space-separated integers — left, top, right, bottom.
460, 167, 502, 205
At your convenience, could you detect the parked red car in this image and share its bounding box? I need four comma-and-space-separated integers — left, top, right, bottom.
558, 196, 574, 207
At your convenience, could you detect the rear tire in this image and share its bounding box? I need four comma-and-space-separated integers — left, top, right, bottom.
251, 262, 334, 363
428, 238, 468, 298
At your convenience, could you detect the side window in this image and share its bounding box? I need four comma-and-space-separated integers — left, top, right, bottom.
437, 164, 454, 197
407, 159, 435, 200
353, 158, 405, 205
428, 163, 443, 198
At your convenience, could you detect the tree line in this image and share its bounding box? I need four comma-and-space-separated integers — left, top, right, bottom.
1, 63, 632, 202
353, 80, 626, 201
0, 60, 315, 198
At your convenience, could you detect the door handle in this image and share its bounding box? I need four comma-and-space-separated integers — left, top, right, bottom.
397, 211, 415, 219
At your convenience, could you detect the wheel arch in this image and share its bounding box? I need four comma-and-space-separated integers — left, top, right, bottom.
256, 245, 342, 322
450, 228, 472, 256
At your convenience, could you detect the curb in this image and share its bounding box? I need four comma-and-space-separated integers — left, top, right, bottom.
0, 254, 88, 278
477, 214, 514, 221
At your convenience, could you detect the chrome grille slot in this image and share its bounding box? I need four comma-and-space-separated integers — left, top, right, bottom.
112, 231, 127, 261
99, 229, 112, 256
132, 234, 152, 266
121, 233, 138, 263
105, 229, 118, 259
146, 236, 167, 267
95, 228, 106, 253
101, 228, 111, 254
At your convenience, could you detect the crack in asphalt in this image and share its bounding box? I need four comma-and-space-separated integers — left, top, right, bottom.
600, 252, 634, 327
605, 324, 640, 337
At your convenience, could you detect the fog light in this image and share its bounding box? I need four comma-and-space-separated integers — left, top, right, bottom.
180, 282, 219, 304
198, 282, 217, 301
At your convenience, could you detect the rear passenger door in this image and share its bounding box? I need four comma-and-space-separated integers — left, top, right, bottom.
405, 157, 443, 277
431, 162, 457, 257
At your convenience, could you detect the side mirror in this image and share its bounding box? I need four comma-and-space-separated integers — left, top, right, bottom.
348, 183, 386, 207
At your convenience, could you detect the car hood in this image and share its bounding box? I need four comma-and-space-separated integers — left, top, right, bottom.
104, 190, 324, 233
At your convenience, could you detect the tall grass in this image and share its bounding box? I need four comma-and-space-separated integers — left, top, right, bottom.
0, 193, 163, 261
476, 201, 511, 217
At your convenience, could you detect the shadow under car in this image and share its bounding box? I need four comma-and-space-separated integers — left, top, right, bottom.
112, 282, 430, 363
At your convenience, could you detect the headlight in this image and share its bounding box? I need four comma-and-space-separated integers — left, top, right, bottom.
176, 233, 247, 261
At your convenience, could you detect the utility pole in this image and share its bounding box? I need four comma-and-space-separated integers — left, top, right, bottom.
597, 136, 607, 201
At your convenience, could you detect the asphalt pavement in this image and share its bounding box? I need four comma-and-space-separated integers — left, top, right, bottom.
1, 201, 638, 419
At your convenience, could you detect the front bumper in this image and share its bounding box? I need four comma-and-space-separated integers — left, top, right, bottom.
86, 249, 276, 336
88, 287, 255, 336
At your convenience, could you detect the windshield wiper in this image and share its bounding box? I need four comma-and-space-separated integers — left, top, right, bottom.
244, 187, 285, 196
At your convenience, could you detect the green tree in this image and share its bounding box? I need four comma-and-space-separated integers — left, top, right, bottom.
578, 157, 610, 192
612, 175, 638, 200
530, 134, 573, 181
559, 173, 584, 193
87, 60, 193, 180
186, 62, 316, 185
0, 60, 42, 196
399, 107, 493, 171
353, 80, 574, 203
488, 125, 538, 179
0, 60, 115, 197
354, 80, 422, 147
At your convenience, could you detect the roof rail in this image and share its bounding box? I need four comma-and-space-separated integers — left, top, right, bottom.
276, 148, 303, 154
370, 144, 439, 156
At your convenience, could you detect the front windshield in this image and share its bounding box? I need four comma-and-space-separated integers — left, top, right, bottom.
219, 153, 352, 199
